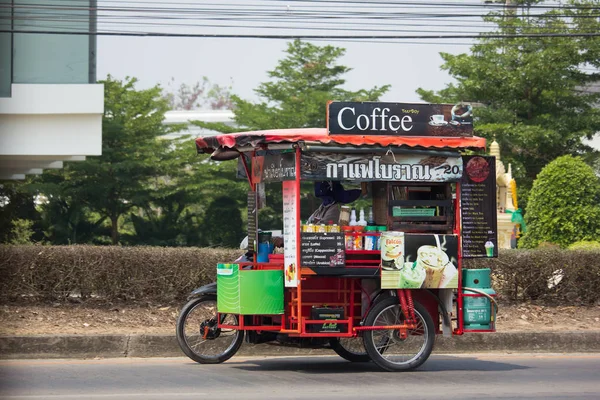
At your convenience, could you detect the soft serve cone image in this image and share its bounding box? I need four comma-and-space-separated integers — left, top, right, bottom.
399, 262, 426, 289
418, 245, 449, 288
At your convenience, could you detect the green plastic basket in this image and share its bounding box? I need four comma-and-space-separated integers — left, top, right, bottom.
392, 207, 436, 217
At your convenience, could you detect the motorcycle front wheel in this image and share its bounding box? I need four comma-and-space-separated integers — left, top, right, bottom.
176, 296, 244, 364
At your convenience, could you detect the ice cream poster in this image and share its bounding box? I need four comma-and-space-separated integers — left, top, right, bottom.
381, 233, 459, 289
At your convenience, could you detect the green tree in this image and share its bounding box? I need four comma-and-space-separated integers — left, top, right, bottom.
125, 136, 247, 246
0, 182, 41, 243
519, 155, 600, 248
8, 219, 35, 244
201, 196, 244, 248
194, 39, 390, 133
30, 76, 178, 244
164, 77, 233, 110
417, 0, 600, 198
192, 40, 390, 233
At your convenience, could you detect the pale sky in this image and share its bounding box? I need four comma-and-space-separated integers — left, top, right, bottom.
95, 0, 491, 105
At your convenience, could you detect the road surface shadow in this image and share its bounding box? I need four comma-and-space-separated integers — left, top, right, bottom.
228, 355, 529, 374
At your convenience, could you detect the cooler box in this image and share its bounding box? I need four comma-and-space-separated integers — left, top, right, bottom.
216, 264, 284, 315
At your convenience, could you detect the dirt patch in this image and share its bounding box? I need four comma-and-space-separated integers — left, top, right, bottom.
1, 301, 599, 336
0, 302, 180, 336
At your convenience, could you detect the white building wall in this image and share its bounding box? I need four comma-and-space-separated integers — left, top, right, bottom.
0, 84, 103, 179
0, 0, 102, 181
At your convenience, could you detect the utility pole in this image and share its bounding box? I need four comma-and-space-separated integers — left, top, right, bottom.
89, 0, 97, 84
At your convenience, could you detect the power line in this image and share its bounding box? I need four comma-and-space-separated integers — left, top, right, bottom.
9, 0, 600, 11
3, 2, 598, 19
3, 17, 596, 37
2, 28, 598, 40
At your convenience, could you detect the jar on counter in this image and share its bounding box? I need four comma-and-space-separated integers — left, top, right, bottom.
339, 206, 351, 227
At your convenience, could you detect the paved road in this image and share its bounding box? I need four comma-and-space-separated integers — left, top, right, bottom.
1, 354, 599, 399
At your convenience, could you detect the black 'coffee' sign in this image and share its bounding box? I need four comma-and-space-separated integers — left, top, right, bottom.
300, 233, 345, 268
327, 102, 473, 137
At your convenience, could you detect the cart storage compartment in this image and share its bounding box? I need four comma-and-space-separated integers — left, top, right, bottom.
308, 307, 345, 333
216, 264, 284, 315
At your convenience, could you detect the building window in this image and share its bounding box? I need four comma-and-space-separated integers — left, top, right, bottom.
11, 0, 95, 85
0, 0, 11, 97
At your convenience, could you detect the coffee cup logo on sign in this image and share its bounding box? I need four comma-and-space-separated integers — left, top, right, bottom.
428, 114, 447, 126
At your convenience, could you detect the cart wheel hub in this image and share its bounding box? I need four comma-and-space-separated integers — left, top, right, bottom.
392, 328, 409, 342
199, 319, 220, 340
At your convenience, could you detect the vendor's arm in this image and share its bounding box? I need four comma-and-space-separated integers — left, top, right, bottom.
308, 203, 340, 225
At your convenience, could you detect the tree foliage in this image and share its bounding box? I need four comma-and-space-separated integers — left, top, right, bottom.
201, 196, 244, 248
28, 76, 179, 244
519, 155, 600, 248
417, 0, 600, 196
164, 77, 233, 110
234, 39, 390, 130
193, 40, 390, 230
0, 182, 41, 244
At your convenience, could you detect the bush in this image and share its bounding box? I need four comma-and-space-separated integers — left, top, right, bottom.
464, 248, 600, 305
2, 246, 599, 305
519, 155, 600, 248
0, 245, 240, 303
568, 241, 600, 251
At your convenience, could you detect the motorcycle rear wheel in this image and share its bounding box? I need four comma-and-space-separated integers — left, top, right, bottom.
362, 297, 434, 371
176, 296, 244, 364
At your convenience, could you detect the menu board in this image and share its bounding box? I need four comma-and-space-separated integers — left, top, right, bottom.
300, 233, 345, 268
282, 181, 299, 287
247, 190, 257, 252
460, 156, 498, 258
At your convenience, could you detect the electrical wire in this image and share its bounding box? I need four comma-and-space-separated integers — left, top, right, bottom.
2, 28, 598, 40
0, 0, 597, 44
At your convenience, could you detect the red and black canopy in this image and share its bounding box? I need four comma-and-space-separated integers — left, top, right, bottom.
195, 128, 486, 155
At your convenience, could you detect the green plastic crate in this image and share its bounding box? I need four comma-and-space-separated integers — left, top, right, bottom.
392, 207, 436, 217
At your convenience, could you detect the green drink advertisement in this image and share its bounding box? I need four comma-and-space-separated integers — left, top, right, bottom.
381, 234, 459, 289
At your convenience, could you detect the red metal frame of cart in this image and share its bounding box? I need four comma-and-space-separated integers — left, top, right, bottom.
197, 127, 495, 338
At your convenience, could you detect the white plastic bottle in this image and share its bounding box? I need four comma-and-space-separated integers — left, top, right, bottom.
349, 208, 358, 226
358, 208, 367, 226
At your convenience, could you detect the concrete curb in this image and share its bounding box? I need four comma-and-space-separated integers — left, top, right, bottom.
2, 331, 600, 359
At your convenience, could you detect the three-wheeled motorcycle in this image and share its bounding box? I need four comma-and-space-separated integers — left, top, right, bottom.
176, 101, 498, 371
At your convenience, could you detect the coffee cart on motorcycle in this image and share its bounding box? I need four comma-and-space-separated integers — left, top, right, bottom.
177, 101, 498, 371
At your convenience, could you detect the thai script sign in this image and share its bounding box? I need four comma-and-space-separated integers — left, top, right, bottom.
301, 153, 463, 182
238, 152, 296, 183
327, 101, 473, 137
